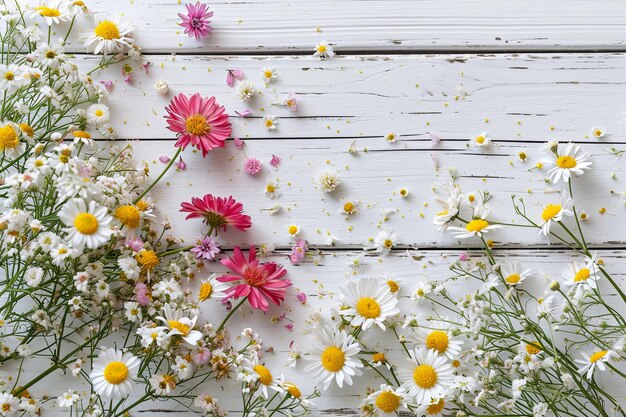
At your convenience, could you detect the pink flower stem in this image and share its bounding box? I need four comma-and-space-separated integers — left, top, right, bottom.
216, 296, 248, 333
134, 147, 182, 204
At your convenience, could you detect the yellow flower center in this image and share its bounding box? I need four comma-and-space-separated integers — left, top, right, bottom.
265, 119, 274, 127
589, 350, 608, 363
95, 109, 104, 117
356, 297, 381, 319
556, 155, 577, 169
0, 125, 19, 151
321, 346, 345, 372
384, 239, 393, 249
168, 320, 190, 335
73, 213, 99, 235
343, 202, 355, 213
72, 130, 91, 139
525, 342, 542, 355
266, 184, 275, 193
135, 200, 149, 211
466, 219, 488, 233
594, 129, 602, 137
185, 114, 210, 136
574, 268, 590, 282
372, 352, 386, 363
542, 204, 561, 221
1, 404, 10, 412
317, 45, 327, 53
288, 225, 299, 235
425, 330, 449, 354
198, 282, 213, 301
103, 361, 129, 384
413, 364, 437, 388
94, 20, 121, 40
375, 391, 401, 413
136, 250, 159, 271
253, 364, 273, 385
426, 398, 446, 415
19, 124, 34, 137
452, 359, 461, 368
35, 6, 60, 17
114, 205, 141, 228
387, 280, 399, 293
476, 135, 485, 144
284, 382, 301, 398
263, 70, 273, 78
505, 274, 521, 285
4, 72, 14, 81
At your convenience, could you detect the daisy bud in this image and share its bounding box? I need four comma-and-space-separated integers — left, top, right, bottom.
549, 280, 560, 291
154, 80, 169, 96
50, 132, 62, 142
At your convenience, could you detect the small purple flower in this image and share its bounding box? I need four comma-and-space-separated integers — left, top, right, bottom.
125, 237, 144, 252
296, 292, 307, 304
178, 2, 213, 41
191, 236, 221, 261
134, 282, 150, 306
243, 157, 262, 175
289, 239, 307, 264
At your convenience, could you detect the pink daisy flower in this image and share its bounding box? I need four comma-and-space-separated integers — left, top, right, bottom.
180, 194, 252, 232
243, 157, 262, 175
178, 2, 213, 41
217, 246, 292, 311
165, 93, 231, 157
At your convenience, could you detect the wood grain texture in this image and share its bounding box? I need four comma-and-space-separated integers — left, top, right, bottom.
81, 53, 626, 143
16, 250, 625, 416
63, 0, 626, 53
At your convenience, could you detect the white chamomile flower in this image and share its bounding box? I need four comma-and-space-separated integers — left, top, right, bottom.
236, 80, 255, 101
399, 187, 409, 198
472, 132, 490, 147
316, 169, 340, 192
562, 257, 599, 289
362, 384, 410, 417
86, 103, 111, 126
304, 326, 363, 390
24, 267, 44, 287
575, 350, 614, 380
57, 391, 79, 408
448, 205, 500, 239
288, 224, 300, 237
341, 200, 358, 215
155, 304, 203, 346
411, 282, 432, 304
433, 184, 462, 230
89, 348, 140, 398
313, 41, 334, 59
591, 126, 606, 138
408, 319, 463, 359
538, 194, 573, 235
399, 347, 454, 405
30, 0, 70, 25
197, 274, 228, 301
263, 115, 277, 130
240, 355, 282, 399
264, 179, 280, 199
0, 65, 25, 93
500, 261, 533, 287
415, 395, 454, 417
384, 131, 399, 143
542, 142, 592, 183
58, 199, 113, 251
339, 277, 400, 331
0, 122, 25, 158
373, 229, 396, 256
279, 380, 314, 409
0, 393, 19, 416
82, 15, 134, 55
261, 67, 277, 83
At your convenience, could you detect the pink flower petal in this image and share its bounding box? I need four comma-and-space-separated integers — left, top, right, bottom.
233, 137, 245, 149
142, 62, 152, 74
100, 80, 114, 92
235, 109, 252, 118
159, 156, 171, 163
430, 132, 441, 146
176, 157, 186, 170
269, 154, 281, 167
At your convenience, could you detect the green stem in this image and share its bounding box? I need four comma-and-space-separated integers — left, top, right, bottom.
216, 297, 248, 333
134, 147, 182, 204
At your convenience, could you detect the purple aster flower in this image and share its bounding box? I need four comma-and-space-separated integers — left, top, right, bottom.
191, 236, 221, 261
178, 2, 213, 41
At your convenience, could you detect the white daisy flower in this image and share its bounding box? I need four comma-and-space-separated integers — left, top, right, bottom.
373, 229, 396, 256
261, 67, 277, 83
56, 391, 79, 408
542, 142, 592, 184
448, 206, 500, 239
58, 199, 113, 251
411, 282, 432, 304
341, 200, 358, 215
89, 348, 140, 398
399, 348, 454, 405
278, 380, 315, 409
82, 15, 134, 55
0, 65, 25, 93
236, 80, 255, 101
575, 350, 614, 380
591, 126, 606, 138
24, 267, 44, 287
304, 326, 363, 390
263, 115, 277, 130
415, 395, 454, 417
362, 384, 410, 417
197, 274, 228, 302
30, 0, 71, 25
0, 122, 25, 158
384, 131, 399, 143
264, 179, 280, 199
538, 194, 573, 236
339, 277, 400, 331
288, 224, 300, 237
472, 132, 490, 147
313, 41, 334, 59
562, 257, 599, 289
500, 261, 533, 287
433, 184, 462, 230
155, 304, 203, 346
0, 393, 19, 417
316, 169, 341, 192
239, 355, 282, 398
408, 320, 463, 359
172, 356, 193, 381
86, 103, 111, 126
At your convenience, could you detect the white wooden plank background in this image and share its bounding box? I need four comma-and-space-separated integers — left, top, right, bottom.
19, 0, 626, 415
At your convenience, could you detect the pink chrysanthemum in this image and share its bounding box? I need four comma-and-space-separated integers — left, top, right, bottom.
178, 2, 213, 41
180, 194, 252, 232
243, 157, 262, 175
217, 246, 292, 311
165, 93, 231, 157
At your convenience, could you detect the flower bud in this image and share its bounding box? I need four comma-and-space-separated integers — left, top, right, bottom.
549, 280, 560, 291
154, 80, 169, 96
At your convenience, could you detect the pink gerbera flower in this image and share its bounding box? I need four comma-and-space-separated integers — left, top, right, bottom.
165, 93, 231, 157
178, 2, 213, 41
180, 194, 252, 232
217, 246, 292, 311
